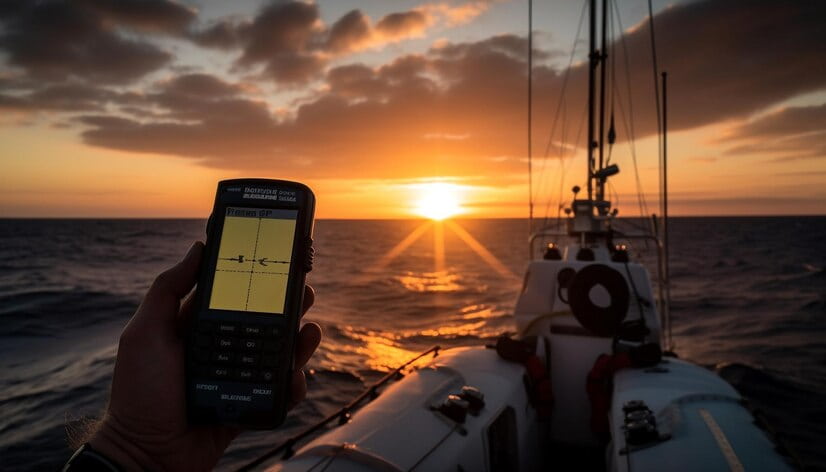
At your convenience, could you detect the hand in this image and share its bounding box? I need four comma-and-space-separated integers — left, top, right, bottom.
88, 242, 322, 471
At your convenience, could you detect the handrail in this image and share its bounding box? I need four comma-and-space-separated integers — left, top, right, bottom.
235, 345, 441, 472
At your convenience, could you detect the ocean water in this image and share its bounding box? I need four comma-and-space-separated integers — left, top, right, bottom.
0, 217, 824, 471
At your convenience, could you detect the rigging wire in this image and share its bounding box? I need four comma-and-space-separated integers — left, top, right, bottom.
613, 0, 652, 228
605, 0, 616, 167
646, 0, 663, 216
645, 0, 673, 351
542, 105, 588, 234
536, 0, 589, 235
533, 0, 588, 228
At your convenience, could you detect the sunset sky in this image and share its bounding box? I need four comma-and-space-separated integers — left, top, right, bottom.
1, 0, 824, 218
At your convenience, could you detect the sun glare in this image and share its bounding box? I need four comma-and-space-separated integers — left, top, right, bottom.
413, 182, 463, 220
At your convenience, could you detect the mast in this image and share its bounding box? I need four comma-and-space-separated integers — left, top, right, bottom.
528, 0, 534, 233
597, 0, 608, 202
662, 71, 672, 350
586, 0, 597, 201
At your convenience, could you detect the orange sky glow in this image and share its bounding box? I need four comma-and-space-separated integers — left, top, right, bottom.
1, 0, 824, 218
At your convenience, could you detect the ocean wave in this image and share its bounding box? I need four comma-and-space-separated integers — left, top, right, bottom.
716, 362, 826, 470
0, 289, 135, 337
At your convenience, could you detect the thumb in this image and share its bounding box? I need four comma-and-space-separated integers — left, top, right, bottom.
141, 241, 204, 317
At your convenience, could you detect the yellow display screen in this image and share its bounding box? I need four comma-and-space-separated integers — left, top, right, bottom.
208, 207, 298, 314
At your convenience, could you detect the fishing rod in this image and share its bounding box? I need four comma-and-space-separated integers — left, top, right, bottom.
236, 346, 442, 472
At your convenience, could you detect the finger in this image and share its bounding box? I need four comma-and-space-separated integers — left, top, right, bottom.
175, 292, 196, 336
300, 285, 314, 318
294, 322, 322, 369
141, 242, 203, 317
289, 369, 307, 409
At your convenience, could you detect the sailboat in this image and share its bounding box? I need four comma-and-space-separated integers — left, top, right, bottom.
238, 1, 798, 470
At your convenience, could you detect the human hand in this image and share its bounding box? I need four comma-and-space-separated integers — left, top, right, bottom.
88, 242, 322, 471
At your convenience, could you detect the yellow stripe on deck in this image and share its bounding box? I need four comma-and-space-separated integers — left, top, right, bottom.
699, 408, 745, 472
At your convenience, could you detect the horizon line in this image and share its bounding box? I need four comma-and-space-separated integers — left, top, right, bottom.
2, 214, 825, 220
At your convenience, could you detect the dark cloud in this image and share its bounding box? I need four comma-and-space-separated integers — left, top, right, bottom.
375, 10, 430, 38
74, 0, 196, 34
726, 104, 826, 140
721, 104, 826, 161
326, 10, 372, 54
0, 0, 188, 84
7, 0, 824, 178
189, 2, 446, 84
238, 2, 319, 63
189, 19, 248, 49
162, 73, 245, 97
76, 39, 538, 176
610, 0, 826, 135
77, 74, 285, 161
230, 1, 324, 84
0, 83, 138, 112
189, 1, 328, 84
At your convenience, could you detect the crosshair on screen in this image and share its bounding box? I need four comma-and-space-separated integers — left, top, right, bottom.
209, 207, 298, 314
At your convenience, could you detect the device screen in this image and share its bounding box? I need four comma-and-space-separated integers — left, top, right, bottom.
208, 206, 298, 314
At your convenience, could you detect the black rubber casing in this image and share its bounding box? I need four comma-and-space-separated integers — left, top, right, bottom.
185, 179, 315, 429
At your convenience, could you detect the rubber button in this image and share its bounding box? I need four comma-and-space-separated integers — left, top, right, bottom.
237, 369, 256, 381
217, 323, 238, 334
243, 325, 263, 336
213, 352, 234, 363
211, 367, 231, 379
241, 339, 262, 351
238, 354, 259, 365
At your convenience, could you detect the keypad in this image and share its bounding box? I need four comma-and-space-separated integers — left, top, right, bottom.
191, 321, 285, 383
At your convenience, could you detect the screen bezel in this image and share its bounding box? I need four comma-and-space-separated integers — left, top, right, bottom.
196, 181, 313, 326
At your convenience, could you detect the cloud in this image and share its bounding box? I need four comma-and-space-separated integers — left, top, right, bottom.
374, 10, 431, 39
189, 18, 248, 49
422, 2, 492, 26
77, 37, 535, 177
721, 104, 826, 161
0, 0, 193, 84
74, 0, 196, 34
5, 0, 824, 179
188, 1, 489, 84
611, 0, 826, 135
160, 73, 245, 98
726, 104, 826, 140
326, 10, 373, 54
327, 9, 432, 54
0, 83, 125, 111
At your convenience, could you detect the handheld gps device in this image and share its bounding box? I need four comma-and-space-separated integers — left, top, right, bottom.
186, 179, 315, 429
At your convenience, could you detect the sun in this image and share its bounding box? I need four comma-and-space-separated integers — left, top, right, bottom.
413, 182, 464, 220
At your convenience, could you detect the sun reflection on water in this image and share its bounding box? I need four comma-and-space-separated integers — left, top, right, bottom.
419, 320, 487, 337
340, 327, 422, 371
458, 304, 498, 319
396, 270, 462, 292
